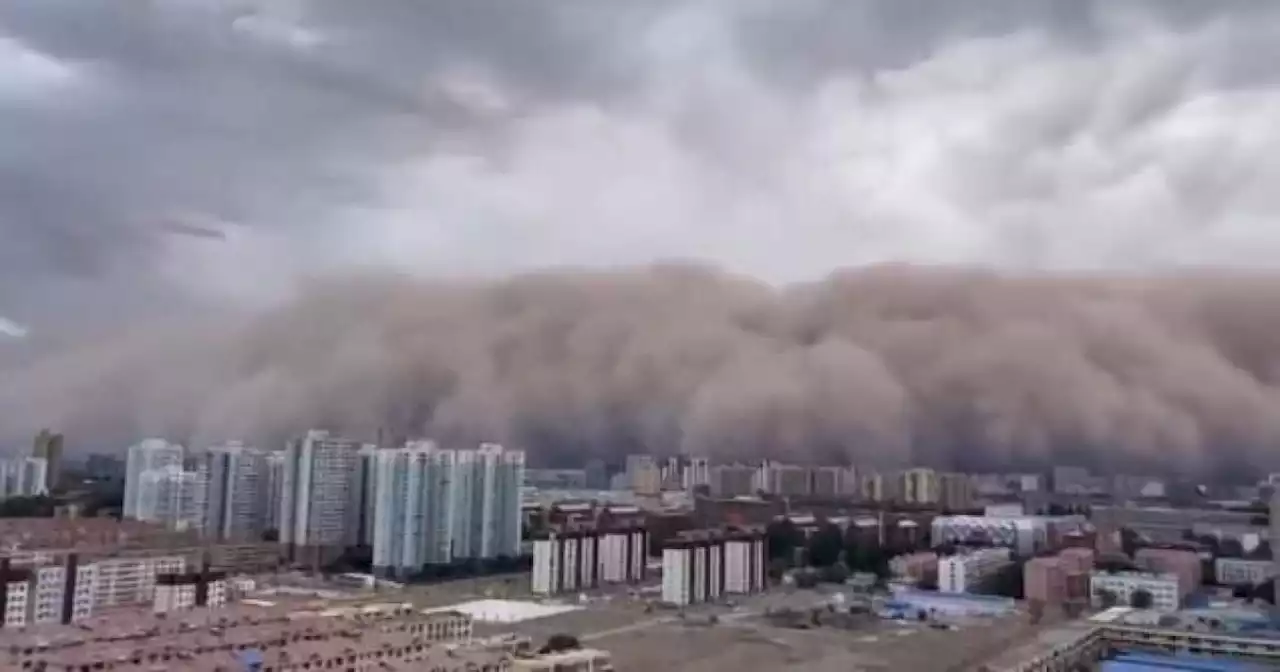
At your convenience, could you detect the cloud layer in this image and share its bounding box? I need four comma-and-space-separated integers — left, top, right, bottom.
4, 2, 1280, 474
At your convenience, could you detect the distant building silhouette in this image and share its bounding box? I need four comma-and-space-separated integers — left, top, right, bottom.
32, 429, 63, 492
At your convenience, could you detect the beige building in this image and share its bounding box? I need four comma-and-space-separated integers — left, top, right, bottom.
939, 472, 974, 511
860, 471, 902, 503
900, 469, 940, 505
625, 455, 661, 496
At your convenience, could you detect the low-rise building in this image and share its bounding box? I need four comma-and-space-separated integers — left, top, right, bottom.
938, 547, 1012, 594
1058, 546, 1095, 573
0, 601, 477, 671
1214, 558, 1276, 587
0, 556, 96, 628
153, 571, 228, 613
93, 555, 186, 609
510, 647, 614, 671
1025, 557, 1066, 605
889, 551, 939, 586
1089, 571, 1180, 610
1134, 548, 1201, 597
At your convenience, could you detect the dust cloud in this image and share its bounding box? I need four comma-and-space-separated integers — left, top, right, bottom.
3, 263, 1279, 479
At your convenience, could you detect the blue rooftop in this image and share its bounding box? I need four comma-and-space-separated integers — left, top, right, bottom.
1102, 652, 1270, 672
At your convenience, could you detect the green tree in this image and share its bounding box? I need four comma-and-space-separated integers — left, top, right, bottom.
0, 495, 55, 518
818, 562, 850, 584
1130, 588, 1154, 609
540, 634, 580, 654
807, 522, 844, 567
766, 518, 802, 563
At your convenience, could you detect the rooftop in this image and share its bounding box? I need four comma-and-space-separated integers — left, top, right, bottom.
423, 599, 582, 624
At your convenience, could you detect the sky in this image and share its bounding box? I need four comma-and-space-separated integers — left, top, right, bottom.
4, 1, 1280, 474
3, 0, 1280, 334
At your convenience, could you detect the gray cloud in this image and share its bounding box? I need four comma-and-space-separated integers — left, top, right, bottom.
4, 1, 1280, 474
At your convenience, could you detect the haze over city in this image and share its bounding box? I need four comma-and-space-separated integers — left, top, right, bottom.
5, 0, 1280, 479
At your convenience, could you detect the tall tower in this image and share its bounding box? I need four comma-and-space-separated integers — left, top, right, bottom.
124, 440, 184, 519
198, 442, 268, 541
279, 430, 362, 565
32, 429, 63, 492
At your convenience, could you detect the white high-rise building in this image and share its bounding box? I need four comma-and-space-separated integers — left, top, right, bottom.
279, 430, 362, 560
723, 530, 767, 595
371, 442, 524, 576
661, 534, 724, 606
348, 444, 379, 548
199, 442, 268, 541
264, 451, 285, 533
461, 443, 525, 560
124, 439, 184, 518
135, 465, 202, 530
372, 442, 447, 576
0, 457, 48, 498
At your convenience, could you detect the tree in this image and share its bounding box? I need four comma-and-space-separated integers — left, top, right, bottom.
1218, 538, 1245, 559
988, 562, 1024, 600
766, 519, 802, 563
807, 523, 844, 568
1119, 528, 1141, 557
1098, 589, 1119, 609
1130, 588, 1154, 609
818, 562, 850, 584
793, 569, 820, 589
0, 495, 54, 518
540, 634, 580, 654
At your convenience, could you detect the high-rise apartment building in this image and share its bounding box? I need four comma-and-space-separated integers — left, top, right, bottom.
710, 463, 757, 497
811, 466, 857, 497
454, 443, 525, 560
860, 471, 902, 503
762, 462, 812, 496
661, 532, 725, 606
135, 466, 202, 530
264, 451, 285, 533
279, 430, 363, 563
901, 468, 940, 505
198, 442, 268, 541
372, 442, 451, 575
0, 457, 48, 499
31, 430, 63, 492
723, 529, 767, 595
349, 444, 379, 548
372, 442, 525, 576
684, 457, 711, 490
939, 472, 975, 512
625, 455, 661, 495
124, 439, 184, 519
